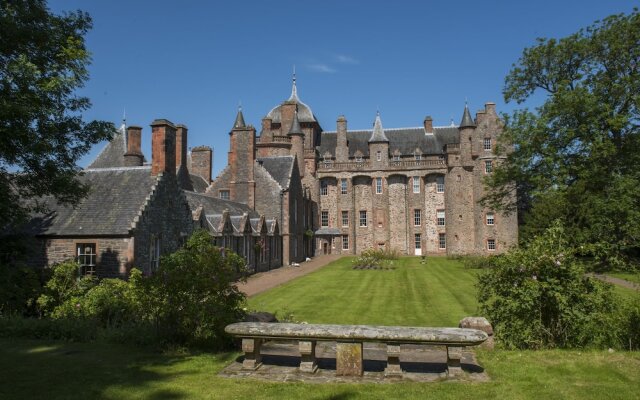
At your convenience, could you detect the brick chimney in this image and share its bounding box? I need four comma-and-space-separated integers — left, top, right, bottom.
423, 116, 433, 134
124, 125, 143, 166
191, 146, 212, 183
150, 119, 176, 176
175, 124, 188, 170
336, 115, 348, 162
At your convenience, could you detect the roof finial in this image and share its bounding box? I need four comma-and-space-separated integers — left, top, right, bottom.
289, 66, 299, 102
238, 100, 242, 112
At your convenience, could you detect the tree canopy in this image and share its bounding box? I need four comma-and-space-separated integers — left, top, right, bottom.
484, 9, 640, 269
0, 0, 114, 229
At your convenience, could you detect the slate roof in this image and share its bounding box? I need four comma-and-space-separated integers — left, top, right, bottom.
368, 113, 389, 143
256, 156, 295, 190
32, 166, 157, 236
315, 227, 341, 235
266, 80, 317, 123
460, 105, 476, 128
88, 130, 128, 169
183, 191, 258, 218
319, 126, 459, 158
189, 174, 209, 193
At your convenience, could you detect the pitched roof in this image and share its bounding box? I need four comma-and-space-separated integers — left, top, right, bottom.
287, 109, 303, 136
88, 130, 128, 169
459, 104, 476, 128
256, 156, 295, 190
32, 166, 157, 236
266, 79, 317, 123
368, 112, 389, 143
183, 191, 258, 218
189, 174, 209, 193
233, 108, 246, 129
319, 126, 459, 158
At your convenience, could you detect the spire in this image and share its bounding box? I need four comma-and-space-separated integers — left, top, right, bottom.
288, 108, 303, 136
459, 101, 476, 128
288, 66, 299, 102
232, 105, 246, 129
369, 111, 389, 142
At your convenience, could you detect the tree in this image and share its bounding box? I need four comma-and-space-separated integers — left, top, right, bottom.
0, 0, 114, 229
484, 9, 640, 269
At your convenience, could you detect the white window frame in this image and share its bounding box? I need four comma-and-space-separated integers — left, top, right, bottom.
359, 210, 367, 227
219, 190, 230, 200
486, 212, 495, 226
342, 235, 349, 250
341, 210, 349, 227
436, 176, 445, 193
412, 176, 420, 193
77, 243, 97, 276
375, 177, 383, 194
487, 239, 496, 251
414, 233, 421, 249
376, 151, 382, 161
150, 235, 161, 271
414, 209, 421, 226
320, 181, 328, 196
340, 178, 347, 194
484, 137, 492, 151
438, 233, 446, 249
485, 160, 493, 174
415, 153, 422, 161
321, 211, 329, 227
393, 154, 400, 161
437, 210, 446, 226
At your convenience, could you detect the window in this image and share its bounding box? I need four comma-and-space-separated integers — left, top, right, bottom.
321, 211, 329, 227
76, 243, 97, 275
321, 181, 328, 196
487, 239, 496, 251
340, 178, 347, 194
414, 209, 421, 226
219, 190, 230, 200
393, 154, 400, 161
415, 153, 422, 161
438, 233, 446, 249
412, 176, 420, 193
150, 235, 161, 271
484, 137, 492, 151
437, 210, 446, 226
436, 176, 445, 193
375, 177, 383, 194
359, 210, 367, 227
486, 212, 495, 225
376, 151, 382, 161
485, 160, 493, 173
342, 235, 349, 250
414, 233, 421, 249
341, 210, 349, 227
355, 155, 363, 163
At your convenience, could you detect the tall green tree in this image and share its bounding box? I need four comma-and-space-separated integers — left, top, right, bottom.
0, 0, 114, 229
484, 9, 640, 269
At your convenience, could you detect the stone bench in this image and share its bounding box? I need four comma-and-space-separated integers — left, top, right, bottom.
225, 322, 488, 377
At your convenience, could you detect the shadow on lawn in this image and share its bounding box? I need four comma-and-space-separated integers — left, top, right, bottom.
0, 339, 229, 400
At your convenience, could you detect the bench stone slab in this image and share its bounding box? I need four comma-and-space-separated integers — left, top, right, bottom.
336, 342, 363, 376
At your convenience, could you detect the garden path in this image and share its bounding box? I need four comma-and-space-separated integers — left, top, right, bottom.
589, 273, 640, 291
238, 254, 342, 297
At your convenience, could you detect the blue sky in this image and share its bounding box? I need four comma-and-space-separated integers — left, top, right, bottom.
49, 0, 636, 177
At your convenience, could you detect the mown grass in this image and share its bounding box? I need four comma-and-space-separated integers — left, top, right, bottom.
608, 272, 640, 285
248, 256, 479, 326
0, 338, 638, 400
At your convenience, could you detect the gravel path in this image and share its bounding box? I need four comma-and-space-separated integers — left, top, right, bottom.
238, 255, 342, 297
588, 273, 640, 291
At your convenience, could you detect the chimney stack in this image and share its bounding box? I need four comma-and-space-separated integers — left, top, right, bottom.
175, 124, 188, 170
336, 115, 348, 162
191, 146, 213, 183
150, 119, 176, 176
424, 116, 433, 134
124, 125, 144, 166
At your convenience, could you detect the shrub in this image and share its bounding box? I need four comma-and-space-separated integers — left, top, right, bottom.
477, 221, 619, 349
459, 255, 497, 270
352, 248, 399, 269
36, 260, 97, 316
0, 263, 43, 316
143, 230, 248, 348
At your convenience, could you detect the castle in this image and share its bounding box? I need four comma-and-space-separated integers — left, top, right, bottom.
209, 76, 518, 261
16, 76, 517, 277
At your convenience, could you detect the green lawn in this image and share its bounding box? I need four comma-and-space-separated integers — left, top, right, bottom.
2, 256, 639, 399
248, 256, 479, 326
0, 338, 638, 399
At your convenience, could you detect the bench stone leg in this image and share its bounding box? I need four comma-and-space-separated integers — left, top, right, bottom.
336, 342, 363, 376
384, 344, 403, 377
241, 338, 262, 370
446, 346, 463, 376
298, 340, 318, 373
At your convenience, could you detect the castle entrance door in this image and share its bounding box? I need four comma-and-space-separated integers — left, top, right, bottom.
323, 242, 329, 255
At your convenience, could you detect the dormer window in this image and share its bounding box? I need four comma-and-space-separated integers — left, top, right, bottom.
376, 151, 382, 161
414, 151, 422, 161
393, 154, 400, 161
355, 155, 363, 163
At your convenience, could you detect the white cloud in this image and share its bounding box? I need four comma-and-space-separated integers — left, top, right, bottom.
307, 63, 337, 73
335, 54, 358, 64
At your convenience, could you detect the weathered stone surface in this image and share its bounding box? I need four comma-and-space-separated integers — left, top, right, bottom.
244, 312, 278, 323
298, 340, 318, 373
447, 346, 463, 376
384, 344, 403, 377
336, 342, 363, 376
241, 338, 262, 370
459, 317, 494, 349
225, 322, 488, 346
